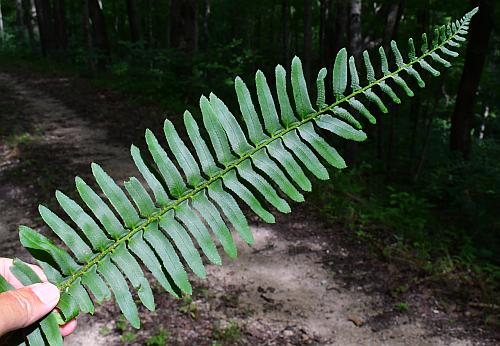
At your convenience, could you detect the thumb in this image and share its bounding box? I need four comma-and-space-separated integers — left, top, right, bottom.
0, 282, 60, 336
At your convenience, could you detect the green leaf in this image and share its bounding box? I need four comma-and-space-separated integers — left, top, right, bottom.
348, 56, 361, 91
55, 191, 112, 251
332, 106, 362, 129
275, 65, 299, 127
282, 131, 329, 180
39, 205, 93, 262
98, 257, 139, 328
210, 93, 253, 156
19, 226, 79, 275
159, 212, 206, 278
315, 68, 328, 109
130, 145, 171, 206
183, 110, 221, 177
236, 159, 291, 213
192, 191, 238, 258
81, 265, 111, 304
143, 222, 191, 294
57, 292, 79, 321
298, 122, 346, 169
176, 201, 221, 265
256, 70, 283, 134
129, 231, 179, 297
75, 176, 127, 239
145, 130, 188, 198
235, 77, 268, 145
11, 259, 42, 285
68, 278, 94, 314
39, 312, 64, 346
267, 139, 312, 191
222, 170, 275, 223
316, 115, 367, 141
208, 179, 253, 245
164, 118, 204, 186
124, 177, 159, 218
92, 163, 141, 228
291, 56, 315, 118
363, 88, 388, 113
111, 243, 155, 311
252, 149, 304, 202
332, 48, 348, 100
200, 95, 237, 164
348, 98, 376, 124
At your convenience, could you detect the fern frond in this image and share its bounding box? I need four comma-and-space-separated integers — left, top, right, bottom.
0, 7, 478, 344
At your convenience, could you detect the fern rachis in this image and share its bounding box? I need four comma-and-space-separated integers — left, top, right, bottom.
0, 8, 478, 345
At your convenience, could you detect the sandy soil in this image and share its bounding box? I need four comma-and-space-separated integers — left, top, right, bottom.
0, 72, 495, 345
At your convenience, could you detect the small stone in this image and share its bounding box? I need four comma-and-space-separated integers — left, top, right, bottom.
348, 315, 365, 327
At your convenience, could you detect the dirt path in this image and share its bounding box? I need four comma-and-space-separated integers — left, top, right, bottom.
0, 72, 491, 345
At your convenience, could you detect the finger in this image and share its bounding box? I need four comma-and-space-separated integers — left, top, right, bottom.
59, 319, 77, 337
0, 258, 48, 289
0, 282, 60, 336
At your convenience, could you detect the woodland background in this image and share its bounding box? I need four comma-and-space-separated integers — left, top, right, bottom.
0, 0, 499, 344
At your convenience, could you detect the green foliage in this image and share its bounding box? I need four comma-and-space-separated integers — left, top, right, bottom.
212, 321, 242, 344
0, 8, 478, 344
394, 302, 410, 312
146, 328, 171, 346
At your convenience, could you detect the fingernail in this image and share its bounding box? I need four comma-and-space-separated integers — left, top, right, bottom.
31, 282, 60, 306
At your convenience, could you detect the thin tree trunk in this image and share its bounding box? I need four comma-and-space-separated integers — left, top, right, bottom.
450, 0, 493, 159
33, 0, 50, 54
88, 0, 110, 57
319, 0, 332, 67
382, 1, 404, 171
202, 0, 210, 49
16, 0, 26, 44
126, 0, 141, 42
282, 0, 290, 63
82, 0, 95, 75
382, 1, 404, 49
331, 0, 348, 55
0, 0, 4, 45
52, 0, 67, 50
348, 0, 362, 59
170, 0, 198, 53
345, 0, 363, 165
303, 0, 313, 85
22, 0, 36, 50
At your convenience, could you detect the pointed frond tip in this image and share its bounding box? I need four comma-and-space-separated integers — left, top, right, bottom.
2, 7, 478, 345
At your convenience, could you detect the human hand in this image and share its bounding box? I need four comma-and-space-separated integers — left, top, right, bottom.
0, 258, 77, 338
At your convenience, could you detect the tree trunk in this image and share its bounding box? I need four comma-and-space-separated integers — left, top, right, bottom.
170, 0, 198, 53
16, 0, 26, 44
82, 0, 95, 75
348, 0, 362, 59
450, 0, 493, 159
88, 0, 110, 56
344, 0, 363, 165
0, 0, 4, 45
281, 0, 290, 63
22, 0, 36, 50
126, 0, 141, 42
303, 0, 313, 85
382, 1, 404, 49
202, 0, 210, 49
33, 0, 52, 54
331, 0, 348, 55
319, 0, 332, 67
52, 0, 67, 50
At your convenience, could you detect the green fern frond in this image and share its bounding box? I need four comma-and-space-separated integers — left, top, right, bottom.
0, 7, 478, 344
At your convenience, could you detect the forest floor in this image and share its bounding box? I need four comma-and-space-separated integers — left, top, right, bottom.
0, 70, 498, 346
